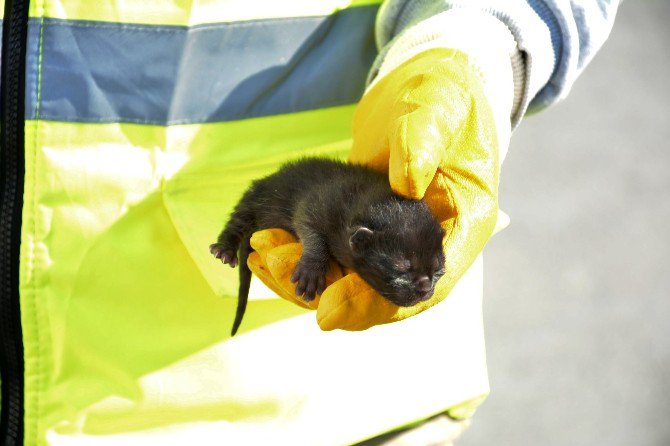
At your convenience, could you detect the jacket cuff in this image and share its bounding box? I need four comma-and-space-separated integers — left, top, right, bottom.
372, 1, 558, 128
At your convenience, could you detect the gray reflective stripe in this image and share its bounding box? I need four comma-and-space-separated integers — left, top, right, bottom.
25, 6, 378, 125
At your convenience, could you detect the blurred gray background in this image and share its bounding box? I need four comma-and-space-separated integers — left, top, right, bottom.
460, 1, 670, 445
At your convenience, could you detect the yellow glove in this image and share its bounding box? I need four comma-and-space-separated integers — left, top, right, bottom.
248, 48, 501, 330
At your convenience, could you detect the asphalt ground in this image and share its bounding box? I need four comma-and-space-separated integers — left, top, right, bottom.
459, 2, 670, 445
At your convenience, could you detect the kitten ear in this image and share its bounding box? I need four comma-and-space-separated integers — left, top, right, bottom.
349, 226, 374, 254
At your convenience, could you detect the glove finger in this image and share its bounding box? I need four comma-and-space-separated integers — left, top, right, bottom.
247, 251, 312, 310
263, 243, 320, 309
316, 273, 398, 331
248, 229, 313, 307
350, 106, 391, 174
250, 228, 298, 264
389, 106, 444, 199
350, 61, 412, 172
263, 243, 347, 310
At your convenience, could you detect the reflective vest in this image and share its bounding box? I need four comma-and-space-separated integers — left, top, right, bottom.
0, 1, 489, 445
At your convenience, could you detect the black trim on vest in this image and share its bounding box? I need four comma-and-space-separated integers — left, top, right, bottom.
0, 0, 29, 444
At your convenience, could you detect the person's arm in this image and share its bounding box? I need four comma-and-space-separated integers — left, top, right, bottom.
373, 0, 620, 126
243, 1, 621, 332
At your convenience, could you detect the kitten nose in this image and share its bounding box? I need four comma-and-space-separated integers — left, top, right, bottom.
414, 275, 431, 293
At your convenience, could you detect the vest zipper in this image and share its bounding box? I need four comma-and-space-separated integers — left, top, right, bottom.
1, 0, 30, 444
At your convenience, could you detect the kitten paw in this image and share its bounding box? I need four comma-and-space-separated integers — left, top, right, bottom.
290, 259, 327, 301
209, 243, 238, 267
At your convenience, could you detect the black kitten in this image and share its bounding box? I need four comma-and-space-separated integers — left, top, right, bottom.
210, 158, 446, 335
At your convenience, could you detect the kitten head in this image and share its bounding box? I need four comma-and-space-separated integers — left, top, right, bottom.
348, 197, 446, 307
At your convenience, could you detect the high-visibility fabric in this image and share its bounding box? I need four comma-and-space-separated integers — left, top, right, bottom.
28, 0, 380, 25
22, 113, 489, 446
18, 1, 490, 445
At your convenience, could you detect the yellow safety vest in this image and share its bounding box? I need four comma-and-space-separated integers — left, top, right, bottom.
0, 1, 489, 445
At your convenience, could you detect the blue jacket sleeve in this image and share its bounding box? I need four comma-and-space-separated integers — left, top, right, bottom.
374, 0, 620, 118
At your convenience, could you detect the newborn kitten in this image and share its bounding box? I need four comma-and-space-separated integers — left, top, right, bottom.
210, 158, 446, 335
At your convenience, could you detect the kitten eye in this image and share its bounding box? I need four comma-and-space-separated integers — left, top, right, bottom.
393, 259, 411, 273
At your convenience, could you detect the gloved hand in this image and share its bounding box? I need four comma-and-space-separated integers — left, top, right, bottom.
247, 42, 511, 331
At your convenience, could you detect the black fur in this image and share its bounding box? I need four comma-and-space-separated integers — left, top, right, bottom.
210, 158, 446, 336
